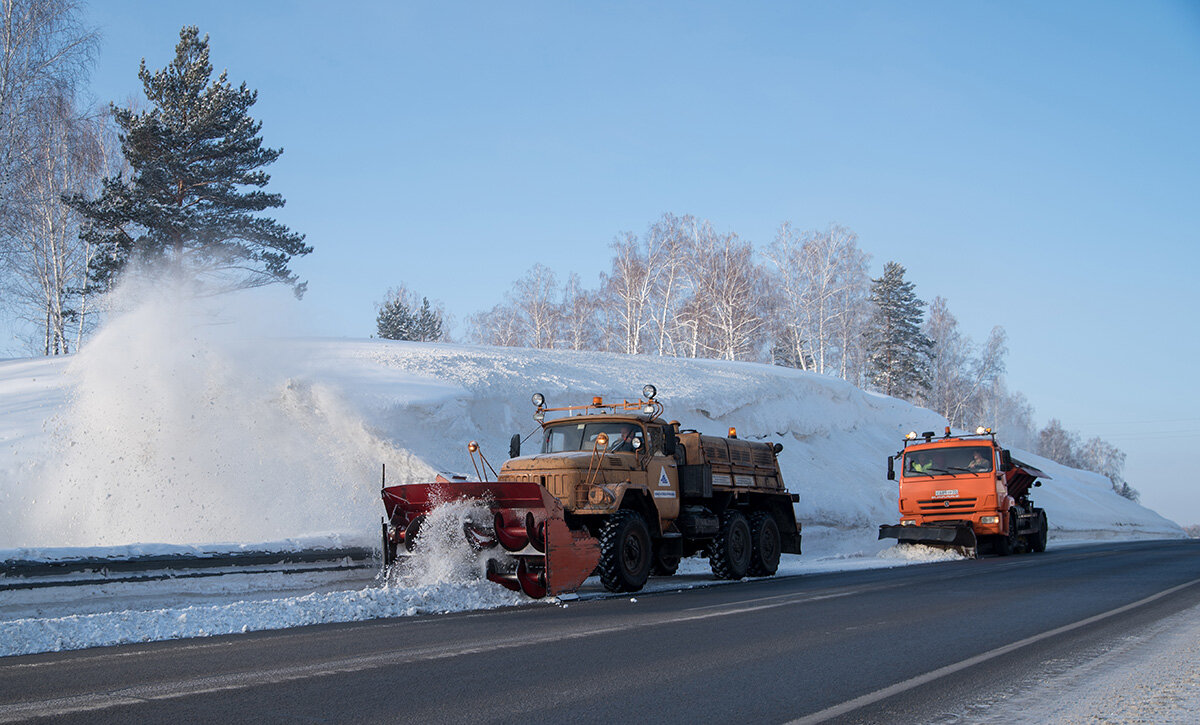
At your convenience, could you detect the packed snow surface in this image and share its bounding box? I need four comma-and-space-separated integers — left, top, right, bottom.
0, 288, 1183, 655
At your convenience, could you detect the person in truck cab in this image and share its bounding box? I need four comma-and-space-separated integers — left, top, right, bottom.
967, 450, 991, 472
612, 428, 641, 453
911, 454, 934, 473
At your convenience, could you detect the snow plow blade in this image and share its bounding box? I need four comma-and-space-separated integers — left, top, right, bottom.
382, 477, 600, 599
879, 523, 978, 558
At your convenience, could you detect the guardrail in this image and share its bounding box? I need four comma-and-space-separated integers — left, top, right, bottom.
0, 547, 378, 591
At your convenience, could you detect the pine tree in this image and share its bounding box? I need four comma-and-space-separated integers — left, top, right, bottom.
67, 26, 310, 295
376, 289, 444, 342
413, 297, 443, 341
376, 295, 416, 340
865, 261, 931, 399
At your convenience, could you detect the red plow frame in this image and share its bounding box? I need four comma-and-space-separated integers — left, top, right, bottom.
382, 476, 600, 599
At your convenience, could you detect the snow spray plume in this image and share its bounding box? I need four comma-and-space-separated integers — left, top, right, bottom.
25, 273, 435, 547
385, 500, 507, 589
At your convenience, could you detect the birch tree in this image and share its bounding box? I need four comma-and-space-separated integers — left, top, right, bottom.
0, 0, 96, 223
600, 232, 653, 355
560, 272, 600, 351
0, 0, 100, 353
2, 96, 107, 353
766, 223, 870, 378
686, 226, 768, 361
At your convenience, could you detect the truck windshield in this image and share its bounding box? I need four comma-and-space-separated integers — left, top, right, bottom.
541, 421, 644, 454
904, 445, 993, 477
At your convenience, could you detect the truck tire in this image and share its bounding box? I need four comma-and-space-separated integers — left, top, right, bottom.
748, 511, 781, 576
651, 548, 681, 576
710, 510, 752, 580
598, 510, 652, 592
1031, 510, 1048, 553
995, 510, 1018, 556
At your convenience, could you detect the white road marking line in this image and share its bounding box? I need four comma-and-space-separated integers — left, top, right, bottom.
787, 576, 1200, 725
0, 586, 852, 721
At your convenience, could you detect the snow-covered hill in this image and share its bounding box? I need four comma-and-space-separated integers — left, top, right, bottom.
0, 290, 1181, 555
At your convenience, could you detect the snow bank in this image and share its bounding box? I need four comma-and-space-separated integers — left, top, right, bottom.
0, 581, 527, 657
0, 288, 1182, 553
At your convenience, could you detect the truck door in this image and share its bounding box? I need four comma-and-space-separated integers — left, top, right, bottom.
647, 425, 680, 522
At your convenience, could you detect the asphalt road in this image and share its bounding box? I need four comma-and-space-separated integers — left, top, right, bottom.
2, 539, 1198, 724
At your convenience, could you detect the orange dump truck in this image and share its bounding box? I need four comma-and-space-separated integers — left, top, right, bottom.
878, 428, 1049, 557
382, 386, 801, 598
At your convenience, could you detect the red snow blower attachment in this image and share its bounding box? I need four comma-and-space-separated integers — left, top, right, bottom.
381, 471, 600, 599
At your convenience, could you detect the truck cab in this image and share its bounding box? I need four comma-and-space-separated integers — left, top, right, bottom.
881, 427, 1049, 557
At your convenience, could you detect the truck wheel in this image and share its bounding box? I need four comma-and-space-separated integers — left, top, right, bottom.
1031, 510, 1048, 553
710, 510, 752, 580
748, 512, 781, 576
598, 510, 652, 593
995, 510, 1018, 556
652, 548, 681, 577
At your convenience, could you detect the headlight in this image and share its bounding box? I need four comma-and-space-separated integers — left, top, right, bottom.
901, 519, 916, 526
642, 384, 657, 399
531, 392, 545, 407
980, 516, 999, 524
642, 404, 655, 414
976, 426, 986, 435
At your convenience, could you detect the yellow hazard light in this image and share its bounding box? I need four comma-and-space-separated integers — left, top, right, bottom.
944, 426, 951, 436
728, 427, 737, 438
592, 396, 603, 406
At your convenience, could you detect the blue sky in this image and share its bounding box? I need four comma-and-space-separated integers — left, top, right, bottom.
58, 1, 1200, 522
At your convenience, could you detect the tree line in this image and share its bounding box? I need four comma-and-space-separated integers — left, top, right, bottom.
379, 212, 1138, 502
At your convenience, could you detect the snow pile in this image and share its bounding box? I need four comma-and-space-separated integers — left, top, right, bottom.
0, 580, 527, 658
877, 543, 967, 563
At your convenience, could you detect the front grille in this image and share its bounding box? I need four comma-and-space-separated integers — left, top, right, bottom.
917, 497, 977, 512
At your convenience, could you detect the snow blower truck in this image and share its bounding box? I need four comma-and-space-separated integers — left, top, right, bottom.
878, 427, 1050, 557
381, 386, 802, 598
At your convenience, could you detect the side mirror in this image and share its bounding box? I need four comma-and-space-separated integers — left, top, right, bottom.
509, 433, 521, 459
1001, 449, 1013, 471
887, 455, 896, 481
663, 426, 677, 457
772, 443, 784, 454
